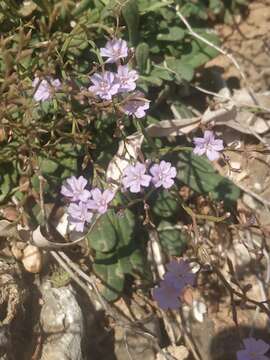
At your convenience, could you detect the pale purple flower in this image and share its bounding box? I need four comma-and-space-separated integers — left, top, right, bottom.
164, 260, 196, 290
150, 161, 177, 189
67, 202, 93, 232
100, 38, 128, 63
89, 71, 119, 100
122, 162, 151, 193
116, 65, 138, 93
32, 77, 61, 102
61, 176, 91, 202
121, 92, 150, 118
193, 130, 224, 161
87, 188, 115, 214
237, 337, 270, 360
153, 279, 181, 310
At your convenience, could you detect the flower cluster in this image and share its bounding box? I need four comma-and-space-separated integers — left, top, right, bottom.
153, 260, 196, 310
122, 160, 177, 193
89, 38, 149, 118
61, 176, 115, 232
237, 337, 270, 360
33, 38, 149, 118
193, 130, 224, 161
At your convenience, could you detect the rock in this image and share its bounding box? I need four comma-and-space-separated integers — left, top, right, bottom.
22, 244, 43, 273
156, 345, 189, 360
39, 281, 84, 360
0, 259, 27, 359
114, 325, 156, 360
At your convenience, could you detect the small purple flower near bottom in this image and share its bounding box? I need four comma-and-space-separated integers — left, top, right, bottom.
122, 162, 152, 193
61, 176, 91, 202
121, 92, 150, 118
87, 188, 115, 214
67, 202, 93, 232
237, 337, 270, 360
193, 130, 224, 161
152, 280, 181, 310
32, 77, 61, 102
150, 160, 177, 189
152, 259, 196, 310
164, 259, 196, 289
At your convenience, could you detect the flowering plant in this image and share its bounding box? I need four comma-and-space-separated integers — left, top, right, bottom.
1, 2, 268, 360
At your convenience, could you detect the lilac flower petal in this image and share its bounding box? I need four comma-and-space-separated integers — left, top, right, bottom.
122, 162, 151, 193
153, 280, 181, 310
193, 130, 224, 161
33, 77, 61, 102
164, 260, 196, 289
89, 71, 119, 100
129, 181, 141, 193
116, 65, 138, 93
166, 260, 189, 274
103, 189, 115, 203
243, 338, 270, 354
236, 350, 250, 360
122, 92, 150, 118
150, 161, 176, 189
193, 137, 206, 146
212, 139, 225, 151
204, 130, 215, 143
206, 148, 220, 161
237, 337, 270, 360
91, 188, 102, 201
61, 176, 91, 202
67, 202, 93, 232
193, 146, 206, 156
140, 174, 152, 187
87, 188, 115, 214
100, 38, 128, 63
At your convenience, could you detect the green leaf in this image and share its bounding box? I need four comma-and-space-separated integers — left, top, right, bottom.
0, 163, 17, 203
136, 42, 150, 74
115, 209, 142, 275
31, 174, 50, 193
140, 75, 163, 87
38, 157, 59, 174
180, 2, 208, 20
180, 32, 220, 68
165, 58, 194, 82
122, 0, 140, 46
157, 27, 185, 42
62, 31, 89, 56
209, 0, 224, 14
87, 210, 118, 253
177, 152, 241, 206
150, 67, 173, 81
72, 0, 92, 17
93, 252, 124, 302
158, 220, 187, 256
153, 191, 179, 218
91, 208, 145, 301
138, 0, 173, 14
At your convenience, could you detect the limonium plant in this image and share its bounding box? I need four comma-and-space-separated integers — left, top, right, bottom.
55, 34, 268, 360
1, 2, 268, 358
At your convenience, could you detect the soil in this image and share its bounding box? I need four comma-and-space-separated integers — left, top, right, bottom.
207, 0, 270, 92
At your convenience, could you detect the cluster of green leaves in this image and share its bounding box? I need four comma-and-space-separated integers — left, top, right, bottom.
87, 207, 149, 301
